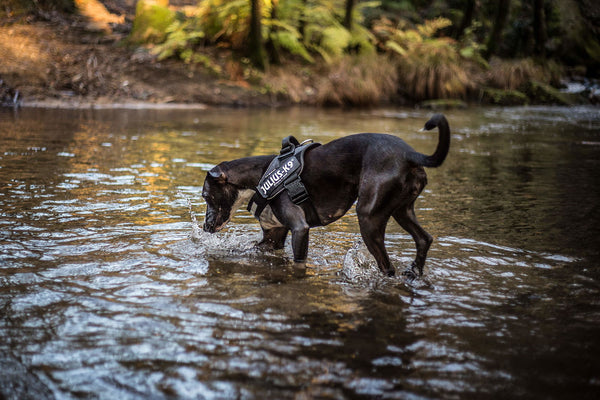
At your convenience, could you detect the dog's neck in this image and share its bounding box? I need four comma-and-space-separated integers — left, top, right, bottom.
223, 155, 276, 189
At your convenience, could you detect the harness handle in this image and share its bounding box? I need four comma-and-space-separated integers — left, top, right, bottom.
278, 136, 300, 159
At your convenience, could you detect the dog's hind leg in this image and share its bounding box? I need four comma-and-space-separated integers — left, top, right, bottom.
356, 206, 395, 276
393, 205, 433, 276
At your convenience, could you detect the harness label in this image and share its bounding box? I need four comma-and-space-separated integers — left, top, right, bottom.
258, 157, 300, 198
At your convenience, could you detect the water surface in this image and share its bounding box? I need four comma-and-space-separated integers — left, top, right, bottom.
1, 106, 599, 399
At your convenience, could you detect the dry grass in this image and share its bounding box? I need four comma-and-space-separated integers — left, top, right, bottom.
486, 58, 542, 90
372, 17, 482, 101
263, 66, 312, 104
264, 56, 399, 107
395, 40, 481, 101
486, 57, 562, 90
0, 25, 54, 89
316, 55, 398, 106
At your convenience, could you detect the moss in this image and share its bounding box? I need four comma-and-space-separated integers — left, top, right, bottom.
481, 87, 529, 105
520, 80, 574, 105
129, 0, 175, 44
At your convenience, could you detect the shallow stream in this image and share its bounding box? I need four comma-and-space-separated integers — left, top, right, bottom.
1, 106, 599, 399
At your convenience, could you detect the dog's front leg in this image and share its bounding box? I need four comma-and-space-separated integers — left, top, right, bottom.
290, 222, 310, 264
271, 197, 310, 265
257, 226, 288, 250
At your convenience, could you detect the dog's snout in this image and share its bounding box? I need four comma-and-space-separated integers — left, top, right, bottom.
202, 221, 215, 233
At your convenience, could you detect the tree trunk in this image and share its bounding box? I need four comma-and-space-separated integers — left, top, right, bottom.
485, 0, 510, 59
249, 0, 268, 70
299, 0, 308, 38
266, 0, 281, 64
453, 0, 477, 39
343, 0, 356, 30
533, 0, 547, 57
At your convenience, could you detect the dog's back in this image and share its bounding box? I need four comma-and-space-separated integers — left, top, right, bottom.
300, 129, 443, 226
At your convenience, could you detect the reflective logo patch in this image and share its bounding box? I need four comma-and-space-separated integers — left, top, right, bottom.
257, 157, 300, 198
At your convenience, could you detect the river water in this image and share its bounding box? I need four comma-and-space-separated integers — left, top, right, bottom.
1, 106, 599, 399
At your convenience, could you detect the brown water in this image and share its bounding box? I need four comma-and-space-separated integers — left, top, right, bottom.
1, 106, 599, 399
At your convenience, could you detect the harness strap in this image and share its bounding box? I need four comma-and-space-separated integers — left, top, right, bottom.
247, 136, 320, 223
285, 177, 310, 204
247, 193, 268, 220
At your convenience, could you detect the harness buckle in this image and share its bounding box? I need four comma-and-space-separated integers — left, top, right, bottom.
284, 178, 310, 204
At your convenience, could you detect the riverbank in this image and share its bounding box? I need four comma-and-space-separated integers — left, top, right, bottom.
1, 6, 599, 109
0, 16, 284, 108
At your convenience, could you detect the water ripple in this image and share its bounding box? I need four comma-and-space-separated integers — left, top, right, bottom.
1, 106, 599, 400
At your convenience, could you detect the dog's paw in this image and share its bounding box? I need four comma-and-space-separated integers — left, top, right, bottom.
255, 241, 274, 251
401, 265, 419, 281
292, 263, 307, 278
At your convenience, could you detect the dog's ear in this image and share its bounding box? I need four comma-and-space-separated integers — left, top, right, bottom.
209, 166, 227, 183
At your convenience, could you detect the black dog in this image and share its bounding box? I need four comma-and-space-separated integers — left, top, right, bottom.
202, 114, 450, 277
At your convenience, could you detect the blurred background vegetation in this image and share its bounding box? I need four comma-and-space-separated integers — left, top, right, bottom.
2, 0, 599, 106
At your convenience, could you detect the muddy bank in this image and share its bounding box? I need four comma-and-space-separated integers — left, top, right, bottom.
0, 15, 294, 109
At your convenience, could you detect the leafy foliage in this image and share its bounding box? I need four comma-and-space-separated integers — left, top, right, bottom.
148, 0, 377, 66
130, 0, 175, 44
126, 0, 598, 104
269, 26, 314, 63
373, 17, 482, 100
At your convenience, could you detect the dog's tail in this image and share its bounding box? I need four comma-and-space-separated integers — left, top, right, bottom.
406, 113, 450, 168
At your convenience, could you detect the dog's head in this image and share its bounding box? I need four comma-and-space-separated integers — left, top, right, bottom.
202, 164, 253, 233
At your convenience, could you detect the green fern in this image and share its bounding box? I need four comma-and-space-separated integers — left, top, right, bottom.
321, 26, 352, 58
270, 30, 315, 63
373, 17, 482, 100
139, 0, 378, 67
152, 18, 205, 61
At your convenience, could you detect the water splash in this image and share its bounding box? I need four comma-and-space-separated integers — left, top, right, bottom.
340, 238, 433, 289
187, 197, 203, 243
186, 197, 258, 256
341, 240, 381, 282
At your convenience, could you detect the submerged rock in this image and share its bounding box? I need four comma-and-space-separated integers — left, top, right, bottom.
561, 78, 600, 105
0, 78, 19, 107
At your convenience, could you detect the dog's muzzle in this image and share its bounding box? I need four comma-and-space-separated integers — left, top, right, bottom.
203, 208, 227, 233
203, 209, 219, 233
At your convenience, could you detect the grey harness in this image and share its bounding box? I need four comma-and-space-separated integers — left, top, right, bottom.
247, 136, 320, 220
